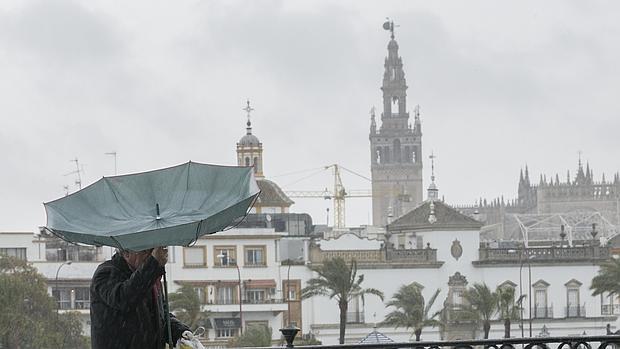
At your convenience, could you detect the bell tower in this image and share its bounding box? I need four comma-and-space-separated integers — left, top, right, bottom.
236, 100, 264, 178
370, 20, 423, 226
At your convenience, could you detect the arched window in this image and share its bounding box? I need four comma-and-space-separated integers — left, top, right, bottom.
391, 96, 399, 115
245, 157, 250, 167
253, 157, 259, 173
383, 147, 391, 163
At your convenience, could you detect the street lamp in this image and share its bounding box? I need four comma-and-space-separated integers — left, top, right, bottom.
519, 254, 535, 337
55, 260, 72, 314
217, 253, 242, 335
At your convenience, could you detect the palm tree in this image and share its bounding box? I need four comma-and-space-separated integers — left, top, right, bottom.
301, 258, 384, 344
169, 285, 212, 330
382, 283, 441, 341
462, 283, 498, 339
496, 286, 524, 338
591, 258, 620, 297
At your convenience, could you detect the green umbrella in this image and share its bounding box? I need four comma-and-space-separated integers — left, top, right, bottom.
44, 161, 260, 347
44, 161, 259, 251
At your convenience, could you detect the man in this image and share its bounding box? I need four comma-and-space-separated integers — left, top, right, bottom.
90, 247, 190, 348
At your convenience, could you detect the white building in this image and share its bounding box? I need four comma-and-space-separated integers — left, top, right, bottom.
303, 192, 618, 344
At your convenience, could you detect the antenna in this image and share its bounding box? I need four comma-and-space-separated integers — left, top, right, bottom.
64, 158, 83, 190
105, 151, 117, 175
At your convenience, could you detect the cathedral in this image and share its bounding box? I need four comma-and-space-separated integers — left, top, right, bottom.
458, 159, 620, 243
369, 22, 423, 227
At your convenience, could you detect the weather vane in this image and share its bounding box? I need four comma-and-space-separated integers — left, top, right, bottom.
382, 17, 398, 39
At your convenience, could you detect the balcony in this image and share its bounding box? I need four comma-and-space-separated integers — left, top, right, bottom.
386, 248, 437, 263
565, 305, 586, 318
346, 311, 365, 324
204, 298, 288, 312
532, 306, 554, 319
476, 245, 610, 265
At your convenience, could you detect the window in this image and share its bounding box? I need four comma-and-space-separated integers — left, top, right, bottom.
565, 279, 582, 317
288, 288, 297, 301
52, 287, 90, 310
244, 246, 266, 266
0, 247, 26, 260
45, 242, 99, 262
74, 288, 90, 309
214, 246, 237, 267
183, 246, 206, 267
194, 287, 206, 304
601, 292, 619, 315
534, 289, 548, 318
52, 288, 72, 310
217, 286, 235, 304
246, 289, 266, 303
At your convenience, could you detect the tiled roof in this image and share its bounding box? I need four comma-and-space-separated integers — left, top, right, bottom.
256, 179, 294, 207
388, 200, 483, 231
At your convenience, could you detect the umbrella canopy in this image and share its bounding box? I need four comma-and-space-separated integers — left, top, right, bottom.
44, 161, 260, 251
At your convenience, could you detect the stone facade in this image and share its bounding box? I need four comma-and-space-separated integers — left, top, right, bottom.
370, 32, 423, 227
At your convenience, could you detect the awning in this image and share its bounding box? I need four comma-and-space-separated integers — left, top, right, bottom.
244, 279, 276, 289
214, 318, 241, 329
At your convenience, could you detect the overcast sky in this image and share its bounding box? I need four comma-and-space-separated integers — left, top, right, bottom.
1, 0, 619, 231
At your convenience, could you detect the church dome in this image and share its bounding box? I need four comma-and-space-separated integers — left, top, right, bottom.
238, 133, 260, 146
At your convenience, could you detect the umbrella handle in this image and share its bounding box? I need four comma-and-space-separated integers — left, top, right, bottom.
163, 269, 173, 348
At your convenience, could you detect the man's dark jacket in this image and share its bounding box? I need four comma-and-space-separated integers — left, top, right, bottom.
90, 253, 189, 349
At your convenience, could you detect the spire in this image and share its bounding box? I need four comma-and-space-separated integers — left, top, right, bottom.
414, 105, 422, 135
525, 165, 530, 186
370, 106, 377, 134
243, 99, 255, 135
602, 173, 606, 184
555, 173, 560, 186
427, 152, 438, 201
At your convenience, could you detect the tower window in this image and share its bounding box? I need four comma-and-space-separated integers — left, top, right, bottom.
391, 97, 399, 115
253, 157, 259, 174
404, 146, 411, 162
245, 157, 250, 167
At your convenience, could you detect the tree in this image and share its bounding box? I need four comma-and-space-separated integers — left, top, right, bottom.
496, 286, 524, 338
169, 285, 212, 330
301, 258, 384, 344
462, 283, 498, 339
381, 283, 441, 341
0, 256, 87, 348
591, 258, 620, 297
229, 325, 272, 347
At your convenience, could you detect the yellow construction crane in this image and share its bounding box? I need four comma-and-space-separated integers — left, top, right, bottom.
285, 164, 371, 230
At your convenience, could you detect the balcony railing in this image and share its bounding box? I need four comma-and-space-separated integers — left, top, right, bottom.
278, 335, 620, 349
346, 311, 364, 324
566, 305, 586, 318
386, 248, 437, 262
602, 304, 620, 315
477, 246, 610, 264
532, 305, 554, 319
208, 298, 285, 305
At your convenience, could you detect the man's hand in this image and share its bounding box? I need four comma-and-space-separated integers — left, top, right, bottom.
151, 247, 168, 266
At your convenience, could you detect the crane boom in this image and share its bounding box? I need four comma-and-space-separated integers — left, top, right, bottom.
283, 164, 372, 230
